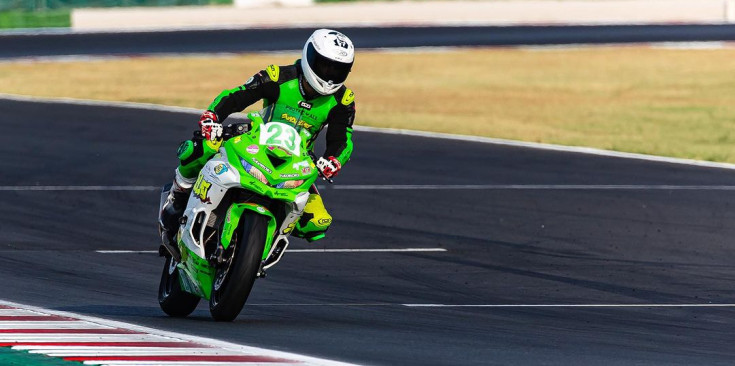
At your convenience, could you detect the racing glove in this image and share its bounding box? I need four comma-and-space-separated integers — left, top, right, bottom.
199, 110, 222, 142
317, 156, 342, 179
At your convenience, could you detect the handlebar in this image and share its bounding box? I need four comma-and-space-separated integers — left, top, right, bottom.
222, 122, 250, 140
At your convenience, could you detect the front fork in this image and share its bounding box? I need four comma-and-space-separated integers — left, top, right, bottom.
218, 191, 310, 277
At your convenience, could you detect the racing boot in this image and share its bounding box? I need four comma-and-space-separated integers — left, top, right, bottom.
158, 169, 195, 260
292, 193, 332, 242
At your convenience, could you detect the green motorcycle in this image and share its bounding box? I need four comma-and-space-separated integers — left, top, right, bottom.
157, 112, 323, 321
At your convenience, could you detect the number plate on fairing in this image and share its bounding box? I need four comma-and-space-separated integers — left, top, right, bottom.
259, 122, 302, 156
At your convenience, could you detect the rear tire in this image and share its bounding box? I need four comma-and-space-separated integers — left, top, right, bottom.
209, 213, 268, 321
158, 256, 200, 317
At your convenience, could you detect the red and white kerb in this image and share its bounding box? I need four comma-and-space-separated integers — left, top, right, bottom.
0, 302, 356, 366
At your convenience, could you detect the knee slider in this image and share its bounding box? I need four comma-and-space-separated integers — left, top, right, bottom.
176, 140, 195, 162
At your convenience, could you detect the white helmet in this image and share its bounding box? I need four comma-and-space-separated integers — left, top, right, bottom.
301, 29, 355, 95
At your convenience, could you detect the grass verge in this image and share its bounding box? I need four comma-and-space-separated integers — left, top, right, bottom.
0, 10, 70, 29
1, 47, 734, 162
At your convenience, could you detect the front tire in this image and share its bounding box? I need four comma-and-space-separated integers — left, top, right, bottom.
209, 212, 268, 321
158, 256, 200, 317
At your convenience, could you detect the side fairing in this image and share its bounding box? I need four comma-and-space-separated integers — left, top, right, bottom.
176, 152, 241, 299
179, 152, 241, 258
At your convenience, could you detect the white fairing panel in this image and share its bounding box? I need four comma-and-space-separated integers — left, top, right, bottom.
178, 151, 241, 259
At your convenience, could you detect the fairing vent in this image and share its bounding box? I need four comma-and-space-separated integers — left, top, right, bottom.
267, 153, 287, 168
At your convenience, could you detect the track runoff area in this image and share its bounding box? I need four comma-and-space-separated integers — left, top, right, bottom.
4, 94, 735, 365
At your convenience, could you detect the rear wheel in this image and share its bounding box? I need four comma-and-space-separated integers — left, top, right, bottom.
158, 256, 200, 317
209, 212, 268, 321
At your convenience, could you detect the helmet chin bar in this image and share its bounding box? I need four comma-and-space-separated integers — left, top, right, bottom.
303, 65, 342, 95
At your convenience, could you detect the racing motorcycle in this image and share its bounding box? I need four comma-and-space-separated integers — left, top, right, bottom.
157, 112, 325, 321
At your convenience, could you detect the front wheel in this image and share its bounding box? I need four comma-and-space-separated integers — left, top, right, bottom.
158, 256, 200, 317
209, 212, 268, 321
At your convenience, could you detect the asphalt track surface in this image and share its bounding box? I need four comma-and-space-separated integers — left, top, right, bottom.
3, 24, 735, 59
3, 98, 735, 365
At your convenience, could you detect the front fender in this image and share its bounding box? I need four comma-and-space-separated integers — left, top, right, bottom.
222, 203, 277, 260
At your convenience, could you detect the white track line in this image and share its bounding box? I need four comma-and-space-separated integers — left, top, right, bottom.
402, 304, 735, 308
3, 93, 735, 171
238, 303, 735, 308
0, 186, 159, 191
332, 184, 735, 190
95, 250, 158, 254
7, 185, 735, 192
287, 248, 446, 253
96, 248, 446, 254
249, 303, 735, 308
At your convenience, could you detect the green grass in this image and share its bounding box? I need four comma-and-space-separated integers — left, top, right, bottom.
2, 48, 735, 163
0, 10, 70, 29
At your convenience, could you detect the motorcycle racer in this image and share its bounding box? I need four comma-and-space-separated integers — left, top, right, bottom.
160, 29, 356, 249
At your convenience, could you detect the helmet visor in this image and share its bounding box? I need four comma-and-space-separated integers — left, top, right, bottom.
305, 43, 352, 84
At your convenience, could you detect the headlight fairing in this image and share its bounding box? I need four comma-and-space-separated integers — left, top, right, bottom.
240, 158, 305, 189
276, 180, 305, 189
240, 159, 270, 185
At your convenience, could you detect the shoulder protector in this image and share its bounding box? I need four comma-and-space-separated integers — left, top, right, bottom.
341, 88, 355, 106
265, 64, 280, 82
334, 86, 355, 106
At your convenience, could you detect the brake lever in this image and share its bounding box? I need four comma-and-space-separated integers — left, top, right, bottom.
318, 170, 334, 184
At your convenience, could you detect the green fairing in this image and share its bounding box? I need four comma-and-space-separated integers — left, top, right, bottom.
173, 204, 277, 301
220, 112, 318, 252
169, 112, 321, 306
223, 119, 318, 202
220, 203, 278, 261
177, 245, 215, 299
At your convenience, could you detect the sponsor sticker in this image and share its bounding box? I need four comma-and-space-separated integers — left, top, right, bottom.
281, 173, 300, 178
193, 175, 212, 204
298, 101, 313, 110
252, 158, 273, 174
247, 144, 259, 154
318, 218, 332, 225
256, 206, 266, 213
214, 163, 228, 175
302, 166, 312, 174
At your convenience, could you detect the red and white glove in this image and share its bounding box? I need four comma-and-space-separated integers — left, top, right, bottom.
316, 156, 342, 179
199, 111, 222, 142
